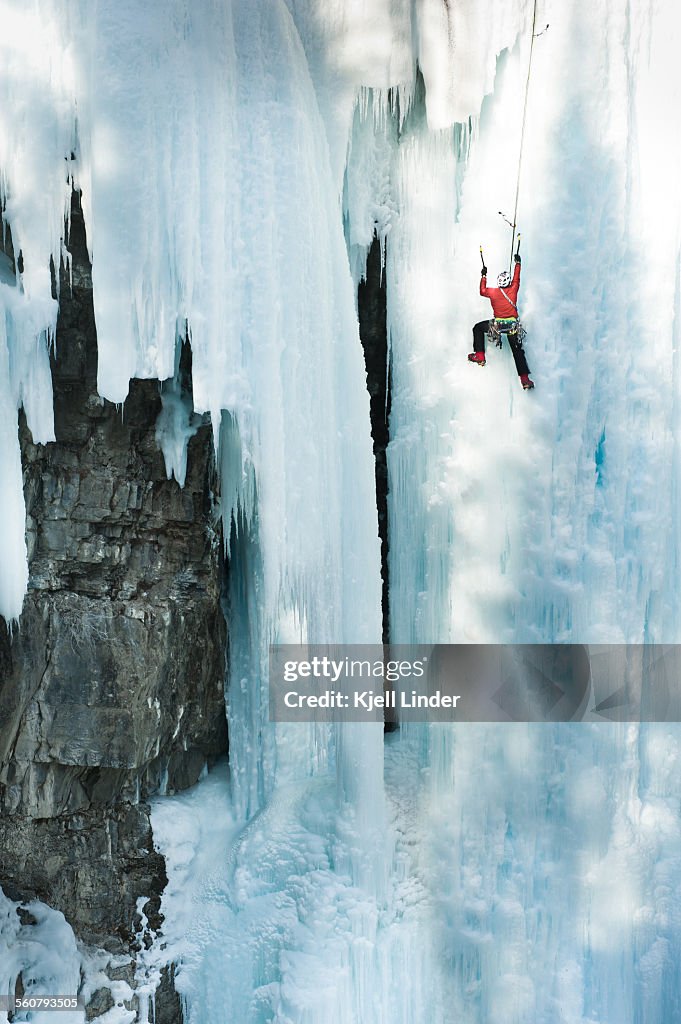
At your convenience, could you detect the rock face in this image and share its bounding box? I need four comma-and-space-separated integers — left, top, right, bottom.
358, 235, 390, 643
0, 195, 227, 999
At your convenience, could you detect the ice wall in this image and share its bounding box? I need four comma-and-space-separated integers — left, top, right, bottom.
285, 0, 533, 188
153, 755, 438, 1024
414, 722, 681, 1024
339, 0, 681, 1018
337, 0, 681, 647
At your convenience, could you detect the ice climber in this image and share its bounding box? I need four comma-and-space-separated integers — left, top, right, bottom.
468, 253, 534, 390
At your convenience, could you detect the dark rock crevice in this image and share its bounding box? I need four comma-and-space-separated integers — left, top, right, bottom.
357, 235, 391, 645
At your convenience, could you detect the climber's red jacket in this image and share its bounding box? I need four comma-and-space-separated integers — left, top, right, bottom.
480, 262, 520, 319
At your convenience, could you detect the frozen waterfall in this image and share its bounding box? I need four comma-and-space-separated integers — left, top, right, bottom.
2, 0, 681, 1021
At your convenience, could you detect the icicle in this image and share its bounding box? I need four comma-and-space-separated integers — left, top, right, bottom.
155, 338, 200, 488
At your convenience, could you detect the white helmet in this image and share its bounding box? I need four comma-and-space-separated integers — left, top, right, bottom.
497, 270, 512, 288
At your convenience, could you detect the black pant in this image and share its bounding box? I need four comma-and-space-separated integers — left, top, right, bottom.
473, 319, 530, 377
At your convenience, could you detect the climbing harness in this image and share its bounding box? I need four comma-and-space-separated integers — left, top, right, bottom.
488, 318, 527, 349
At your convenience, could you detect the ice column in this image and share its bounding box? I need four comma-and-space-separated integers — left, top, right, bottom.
0, 0, 76, 621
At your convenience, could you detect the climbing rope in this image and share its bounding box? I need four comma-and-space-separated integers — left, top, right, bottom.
508, 0, 547, 271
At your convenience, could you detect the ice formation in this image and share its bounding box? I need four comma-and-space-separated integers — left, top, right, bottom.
0, 883, 158, 1024
0, 888, 81, 1024
3, 0, 681, 1020
0, 1, 74, 619
380, 0, 681, 649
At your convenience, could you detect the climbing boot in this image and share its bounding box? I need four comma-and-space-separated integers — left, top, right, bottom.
468, 352, 486, 366
520, 374, 535, 390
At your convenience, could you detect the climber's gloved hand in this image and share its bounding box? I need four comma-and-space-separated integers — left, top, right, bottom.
481, 266, 487, 276
514, 253, 521, 264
